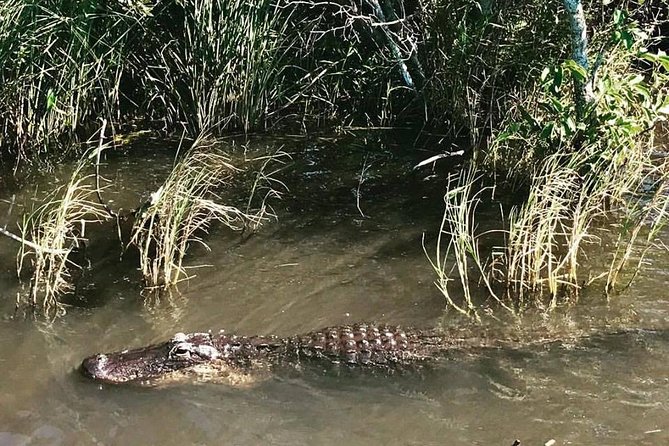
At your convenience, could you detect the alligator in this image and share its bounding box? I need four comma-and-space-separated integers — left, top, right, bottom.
81, 323, 496, 386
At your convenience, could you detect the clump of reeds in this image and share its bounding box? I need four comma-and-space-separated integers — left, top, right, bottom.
129, 137, 267, 288
15, 157, 110, 315
428, 16, 669, 316
424, 166, 513, 320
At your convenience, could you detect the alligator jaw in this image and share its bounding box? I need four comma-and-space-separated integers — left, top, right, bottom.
81, 346, 266, 387
81, 353, 115, 382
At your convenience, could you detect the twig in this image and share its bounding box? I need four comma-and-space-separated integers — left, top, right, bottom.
0, 226, 69, 255
355, 154, 372, 217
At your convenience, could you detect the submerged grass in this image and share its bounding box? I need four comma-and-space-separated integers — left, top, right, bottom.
424, 166, 513, 320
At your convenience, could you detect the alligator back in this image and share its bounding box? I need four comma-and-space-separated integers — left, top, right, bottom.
286, 323, 447, 366
209, 323, 449, 368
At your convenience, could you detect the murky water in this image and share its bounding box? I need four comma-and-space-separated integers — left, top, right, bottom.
0, 133, 668, 445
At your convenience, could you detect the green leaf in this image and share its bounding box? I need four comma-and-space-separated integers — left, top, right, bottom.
546, 65, 563, 95
495, 131, 512, 143
563, 59, 587, 82
632, 82, 651, 101
658, 95, 669, 115
46, 89, 57, 112
540, 122, 555, 140
519, 105, 541, 131
658, 55, 669, 72
613, 9, 626, 27
550, 97, 564, 113
658, 106, 669, 115
565, 116, 577, 134
540, 67, 551, 83
621, 30, 634, 49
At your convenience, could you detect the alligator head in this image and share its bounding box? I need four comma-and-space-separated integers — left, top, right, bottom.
80, 332, 225, 385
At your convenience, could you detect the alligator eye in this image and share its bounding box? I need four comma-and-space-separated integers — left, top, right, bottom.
174, 346, 190, 357
170, 342, 193, 359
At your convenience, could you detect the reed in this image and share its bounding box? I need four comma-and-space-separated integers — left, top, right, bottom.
428, 16, 669, 315
139, 0, 294, 136
129, 137, 267, 288
15, 155, 109, 315
0, 0, 150, 159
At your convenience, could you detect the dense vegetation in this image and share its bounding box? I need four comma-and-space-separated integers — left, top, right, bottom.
1, 0, 626, 157
0, 0, 668, 316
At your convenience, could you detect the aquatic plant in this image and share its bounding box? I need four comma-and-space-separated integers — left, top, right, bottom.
129, 137, 268, 288
15, 152, 110, 316
428, 10, 669, 317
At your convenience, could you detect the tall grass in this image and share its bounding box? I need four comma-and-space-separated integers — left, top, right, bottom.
15, 154, 109, 315
139, 0, 294, 136
129, 136, 268, 288
0, 0, 151, 160
428, 17, 669, 316
2, 0, 620, 157
0, 0, 434, 158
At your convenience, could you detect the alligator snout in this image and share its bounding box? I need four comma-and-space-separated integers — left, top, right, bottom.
80, 354, 109, 381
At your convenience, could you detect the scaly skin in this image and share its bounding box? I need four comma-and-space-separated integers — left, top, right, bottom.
81, 323, 470, 386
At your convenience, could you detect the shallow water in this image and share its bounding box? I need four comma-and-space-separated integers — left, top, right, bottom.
0, 133, 668, 445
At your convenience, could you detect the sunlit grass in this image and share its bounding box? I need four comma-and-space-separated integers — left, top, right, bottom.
428, 32, 669, 316
16, 156, 110, 316
0, 0, 151, 159
129, 136, 268, 288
